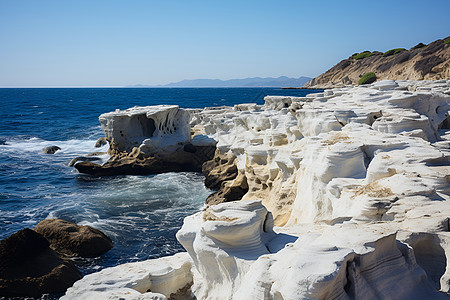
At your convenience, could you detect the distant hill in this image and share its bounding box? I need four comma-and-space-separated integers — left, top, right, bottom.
128, 76, 312, 88
163, 76, 312, 87
304, 36, 450, 88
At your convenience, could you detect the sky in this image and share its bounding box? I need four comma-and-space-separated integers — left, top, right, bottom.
0, 0, 449, 87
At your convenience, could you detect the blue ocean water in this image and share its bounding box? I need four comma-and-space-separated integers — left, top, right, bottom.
0, 87, 320, 275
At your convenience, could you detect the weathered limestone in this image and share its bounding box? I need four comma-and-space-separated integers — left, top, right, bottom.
74, 105, 216, 176
202, 150, 249, 205
190, 80, 450, 227
100, 105, 191, 155
62, 252, 193, 300
62, 200, 449, 299
65, 80, 450, 299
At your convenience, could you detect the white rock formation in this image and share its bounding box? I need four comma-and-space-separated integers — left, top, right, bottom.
99, 105, 191, 154
64, 80, 450, 299
62, 253, 193, 300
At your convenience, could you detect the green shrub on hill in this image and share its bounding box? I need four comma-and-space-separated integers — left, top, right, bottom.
352, 51, 374, 60
351, 51, 382, 60
445, 38, 450, 44
358, 72, 377, 85
383, 48, 406, 57
411, 43, 427, 50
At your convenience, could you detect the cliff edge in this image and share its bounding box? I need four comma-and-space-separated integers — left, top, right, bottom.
304, 37, 450, 89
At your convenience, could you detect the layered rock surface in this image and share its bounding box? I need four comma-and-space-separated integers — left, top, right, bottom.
66, 80, 450, 299
74, 105, 216, 175
304, 37, 450, 88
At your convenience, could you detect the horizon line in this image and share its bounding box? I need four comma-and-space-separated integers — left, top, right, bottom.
0, 86, 307, 89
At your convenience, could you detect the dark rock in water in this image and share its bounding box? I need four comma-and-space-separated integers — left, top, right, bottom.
75, 145, 216, 176
43, 145, 61, 154
0, 228, 82, 297
183, 143, 197, 153
74, 158, 194, 176
68, 156, 102, 167
95, 137, 108, 148
34, 219, 113, 258
0, 140, 6, 145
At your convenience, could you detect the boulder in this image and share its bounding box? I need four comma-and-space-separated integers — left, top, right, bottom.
95, 137, 108, 148
43, 145, 61, 154
34, 219, 113, 258
68, 156, 102, 167
0, 228, 81, 297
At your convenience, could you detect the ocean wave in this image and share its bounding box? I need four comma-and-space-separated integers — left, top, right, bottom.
0, 136, 108, 155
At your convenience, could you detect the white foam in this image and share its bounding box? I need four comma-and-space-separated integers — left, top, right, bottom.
0, 137, 108, 156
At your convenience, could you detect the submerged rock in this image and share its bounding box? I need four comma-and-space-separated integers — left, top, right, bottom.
0, 228, 81, 297
43, 145, 61, 154
34, 219, 113, 258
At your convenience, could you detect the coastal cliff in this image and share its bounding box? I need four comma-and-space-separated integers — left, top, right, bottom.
66, 80, 450, 299
304, 37, 450, 89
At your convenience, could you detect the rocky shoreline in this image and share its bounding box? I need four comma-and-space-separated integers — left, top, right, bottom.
58, 80, 450, 299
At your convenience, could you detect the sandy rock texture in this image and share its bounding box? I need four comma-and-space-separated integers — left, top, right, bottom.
304, 37, 450, 89
65, 80, 450, 299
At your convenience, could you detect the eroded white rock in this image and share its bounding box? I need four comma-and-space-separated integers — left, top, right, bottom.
62, 252, 193, 300
66, 80, 450, 299
99, 105, 191, 154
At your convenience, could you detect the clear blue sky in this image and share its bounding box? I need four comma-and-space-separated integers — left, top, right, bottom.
0, 0, 449, 87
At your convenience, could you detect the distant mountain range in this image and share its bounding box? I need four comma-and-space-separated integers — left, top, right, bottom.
127, 76, 312, 88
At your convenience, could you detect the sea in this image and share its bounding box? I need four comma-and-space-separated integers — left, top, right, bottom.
0, 87, 320, 277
